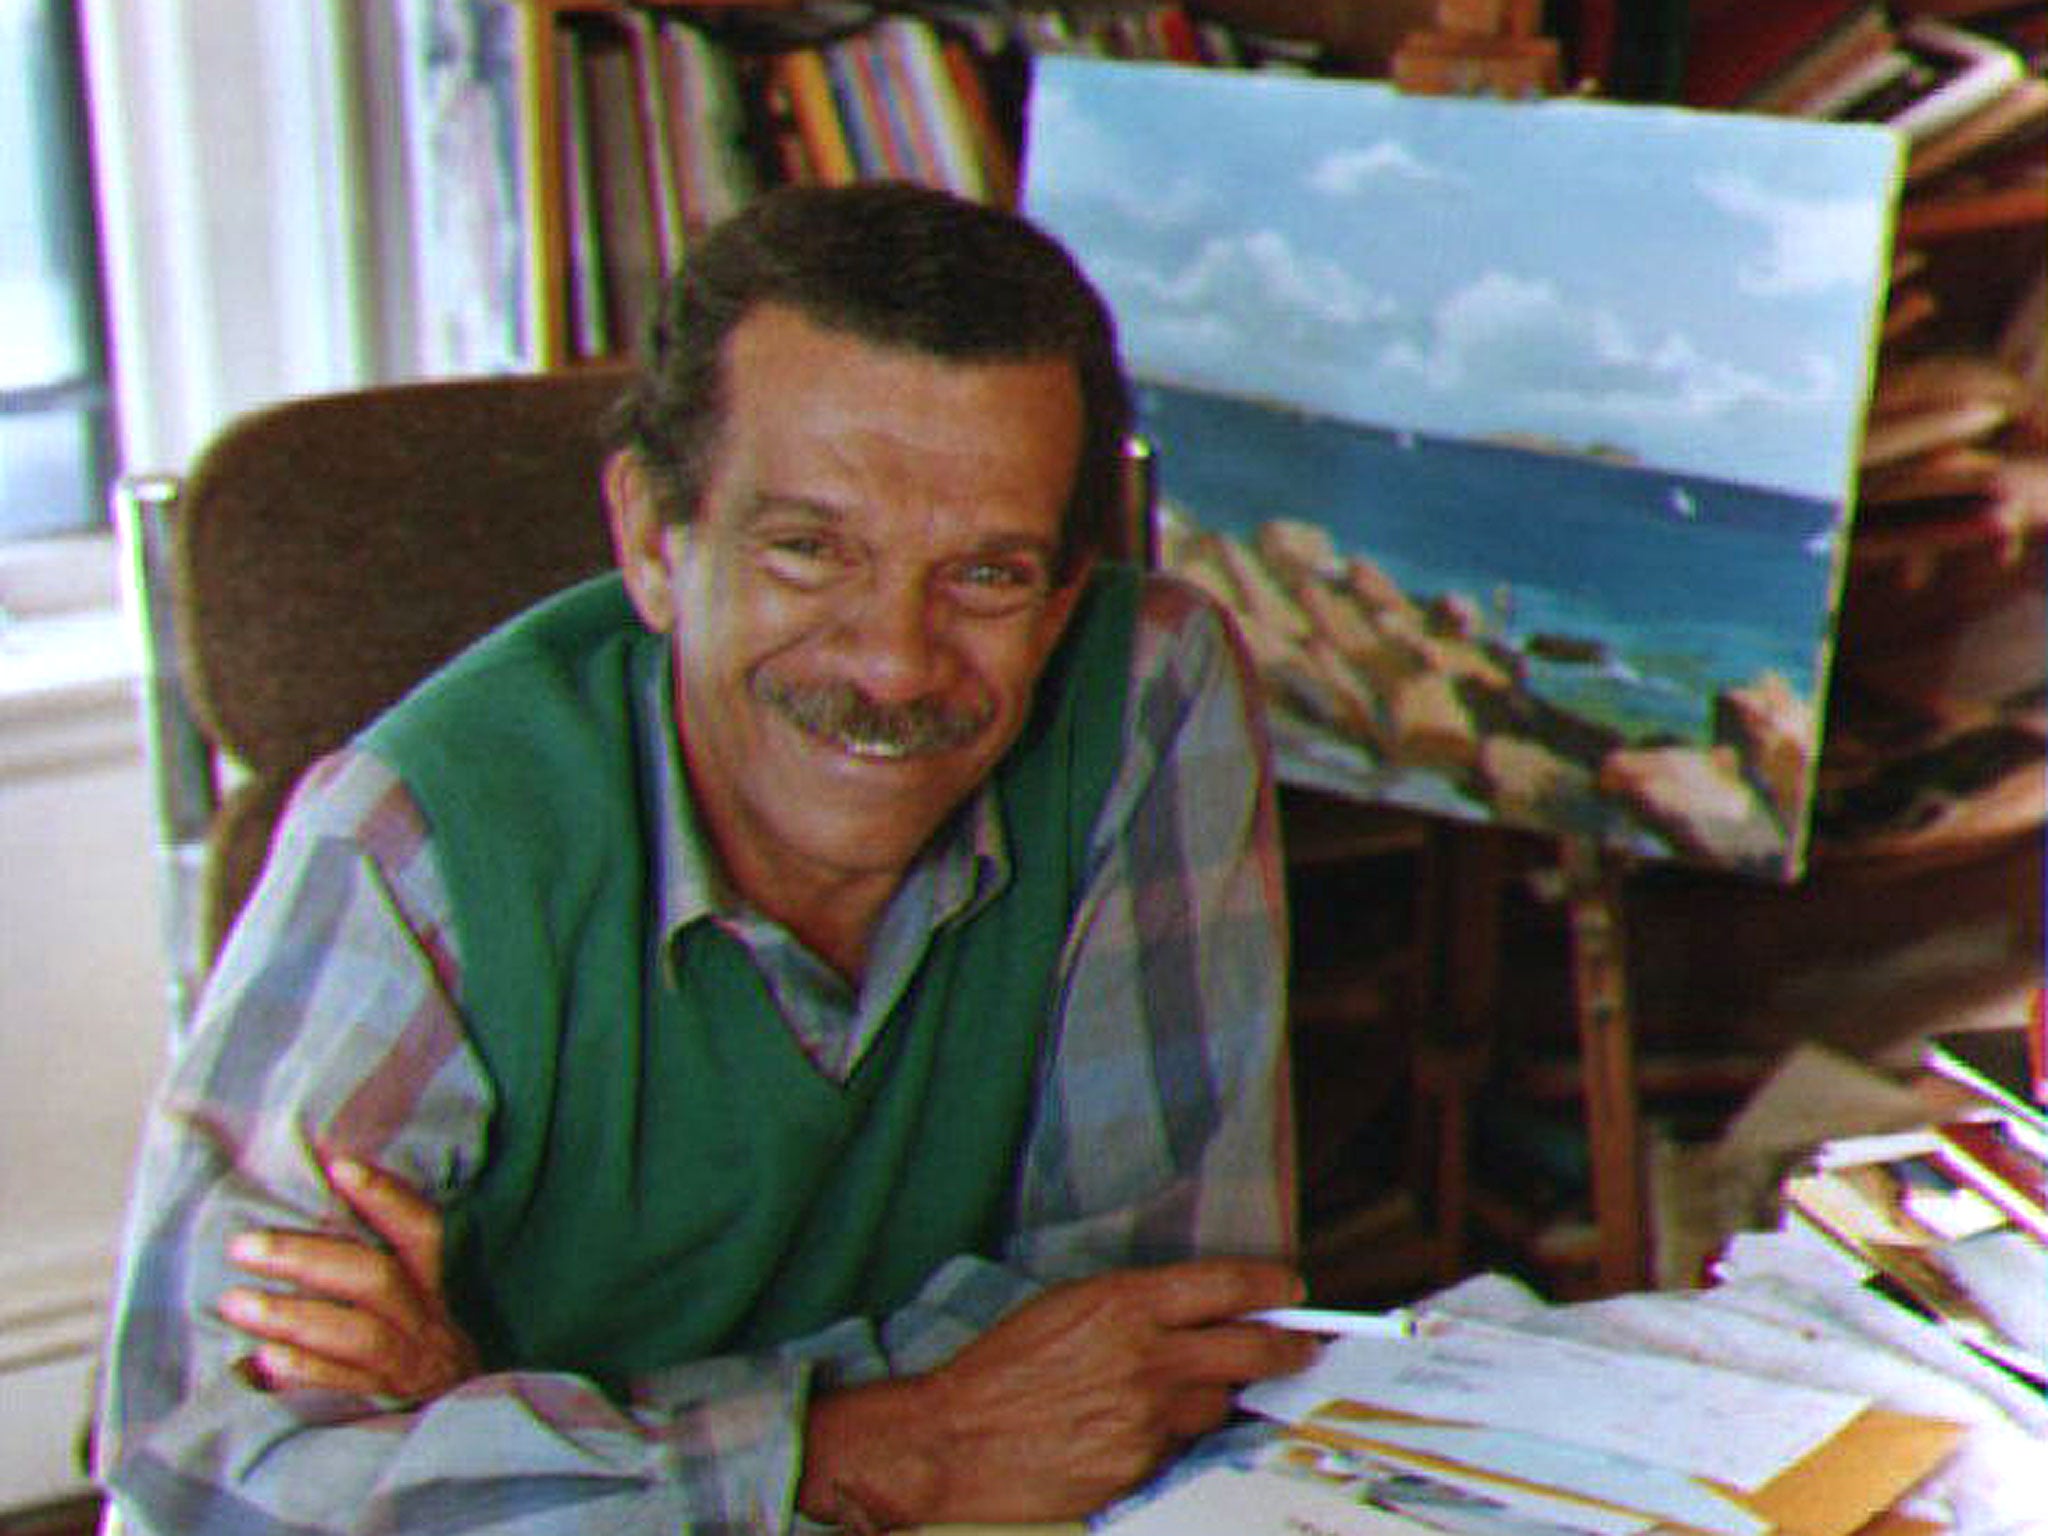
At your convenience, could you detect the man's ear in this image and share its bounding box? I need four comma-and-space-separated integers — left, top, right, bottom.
604, 449, 679, 634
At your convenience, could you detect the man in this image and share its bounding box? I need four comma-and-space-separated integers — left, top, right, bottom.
98, 183, 1310, 1534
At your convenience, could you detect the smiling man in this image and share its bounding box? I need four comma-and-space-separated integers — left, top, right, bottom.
97, 183, 1307, 1535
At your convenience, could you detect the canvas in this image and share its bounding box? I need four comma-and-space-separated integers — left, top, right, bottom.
1024, 58, 1903, 878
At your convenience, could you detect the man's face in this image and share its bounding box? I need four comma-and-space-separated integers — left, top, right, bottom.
611, 303, 1090, 920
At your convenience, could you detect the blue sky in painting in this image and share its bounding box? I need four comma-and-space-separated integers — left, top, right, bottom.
1022, 58, 1903, 502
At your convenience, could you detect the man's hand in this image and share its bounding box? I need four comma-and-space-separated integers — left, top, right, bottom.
216, 1156, 478, 1403
799, 1257, 1318, 1529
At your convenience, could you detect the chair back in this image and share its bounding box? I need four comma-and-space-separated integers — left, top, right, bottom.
120, 368, 630, 1026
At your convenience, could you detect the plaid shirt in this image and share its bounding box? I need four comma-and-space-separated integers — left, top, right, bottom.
97, 573, 1294, 1535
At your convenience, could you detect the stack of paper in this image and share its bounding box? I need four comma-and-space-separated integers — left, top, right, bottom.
1106, 1311, 1963, 1536
1780, 1114, 2048, 1385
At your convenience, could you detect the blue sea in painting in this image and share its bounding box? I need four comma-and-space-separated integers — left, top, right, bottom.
1139, 381, 1849, 749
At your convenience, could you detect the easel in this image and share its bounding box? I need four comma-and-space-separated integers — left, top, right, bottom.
1392, 1, 1649, 1296
1392, 0, 1562, 99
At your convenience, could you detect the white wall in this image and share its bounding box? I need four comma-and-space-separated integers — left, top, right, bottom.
0, 675, 166, 1509
0, 0, 403, 1510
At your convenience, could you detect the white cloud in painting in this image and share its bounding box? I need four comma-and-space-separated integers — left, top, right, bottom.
1306, 139, 1447, 196
1382, 270, 1837, 425
1125, 229, 1393, 333
1698, 171, 1891, 296
1026, 84, 1211, 232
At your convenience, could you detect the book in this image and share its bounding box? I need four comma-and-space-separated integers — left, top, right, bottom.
1784, 1163, 2047, 1380
554, 24, 609, 360
767, 48, 858, 186
1739, 3, 1894, 114
875, 16, 989, 201
1924, 1019, 2048, 1122
1905, 72, 2048, 184
620, 10, 686, 272
1838, 17, 2024, 142
1683, 0, 1868, 108
658, 16, 757, 236
1799, 44, 1914, 119
940, 35, 1015, 204
579, 24, 664, 355
821, 33, 895, 178
867, 19, 956, 190
1935, 1115, 2048, 1242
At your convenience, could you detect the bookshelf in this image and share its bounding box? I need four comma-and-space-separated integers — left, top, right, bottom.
402, 1, 1447, 373
401, 0, 1032, 370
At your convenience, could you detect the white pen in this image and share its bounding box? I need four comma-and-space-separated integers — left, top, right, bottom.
1245, 1306, 1412, 1338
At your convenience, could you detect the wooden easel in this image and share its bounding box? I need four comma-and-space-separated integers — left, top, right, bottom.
1392, 0, 1562, 99
1392, 2, 1649, 1296
1555, 839, 1647, 1292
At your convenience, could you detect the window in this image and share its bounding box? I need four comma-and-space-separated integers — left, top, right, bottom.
0, 0, 112, 541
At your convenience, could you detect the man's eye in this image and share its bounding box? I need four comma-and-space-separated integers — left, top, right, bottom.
950, 559, 1049, 613
961, 561, 1029, 587
760, 535, 842, 585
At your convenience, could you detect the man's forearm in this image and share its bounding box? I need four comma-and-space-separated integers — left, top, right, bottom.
799, 1261, 1315, 1531
101, 1349, 813, 1536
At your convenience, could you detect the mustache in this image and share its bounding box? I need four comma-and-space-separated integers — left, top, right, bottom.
752, 675, 993, 759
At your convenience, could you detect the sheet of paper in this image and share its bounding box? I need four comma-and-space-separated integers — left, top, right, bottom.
1096, 1464, 1442, 1536
1240, 1313, 1868, 1491
1271, 1432, 1655, 1536
1306, 1410, 1764, 1536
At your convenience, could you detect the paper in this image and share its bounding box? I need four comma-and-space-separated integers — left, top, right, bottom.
1240, 1314, 1869, 1492
1095, 1465, 1441, 1535
1263, 1437, 1654, 1536
1304, 1408, 1763, 1536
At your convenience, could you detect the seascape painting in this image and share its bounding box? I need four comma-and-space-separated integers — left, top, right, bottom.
1023, 58, 1903, 878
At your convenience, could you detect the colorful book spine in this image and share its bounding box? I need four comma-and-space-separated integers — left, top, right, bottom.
770, 47, 858, 186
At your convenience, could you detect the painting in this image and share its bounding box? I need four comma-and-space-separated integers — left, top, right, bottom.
1023, 58, 1903, 879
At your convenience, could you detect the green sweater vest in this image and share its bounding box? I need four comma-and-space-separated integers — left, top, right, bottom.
362, 568, 1139, 1385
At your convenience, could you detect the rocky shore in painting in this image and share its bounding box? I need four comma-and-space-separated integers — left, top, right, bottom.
1163, 508, 1815, 874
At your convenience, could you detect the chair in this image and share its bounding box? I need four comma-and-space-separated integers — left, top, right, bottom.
117, 368, 633, 1033
117, 368, 1162, 1036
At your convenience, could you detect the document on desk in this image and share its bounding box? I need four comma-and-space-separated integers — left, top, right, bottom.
1239, 1313, 1870, 1493
1299, 1407, 1758, 1536
1095, 1464, 1443, 1536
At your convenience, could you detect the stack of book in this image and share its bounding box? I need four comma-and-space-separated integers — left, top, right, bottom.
549, 5, 1018, 360
1779, 1018, 2047, 1384
1804, 5, 2046, 863
1684, 0, 2047, 153
1015, 3, 1325, 73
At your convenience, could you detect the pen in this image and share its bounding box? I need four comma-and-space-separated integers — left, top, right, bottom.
1244, 1306, 1411, 1338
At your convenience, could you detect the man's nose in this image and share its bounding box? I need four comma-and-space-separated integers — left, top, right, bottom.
831, 575, 956, 703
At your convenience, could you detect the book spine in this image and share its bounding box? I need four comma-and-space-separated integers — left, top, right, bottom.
555, 23, 609, 360
1937, 1121, 2048, 1243
823, 35, 893, 177
865, 21, 949, 190
622, 11, 686, 271
941, 36, 1014, 205
770, 48, 858, 186
879, 17, 987, 201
